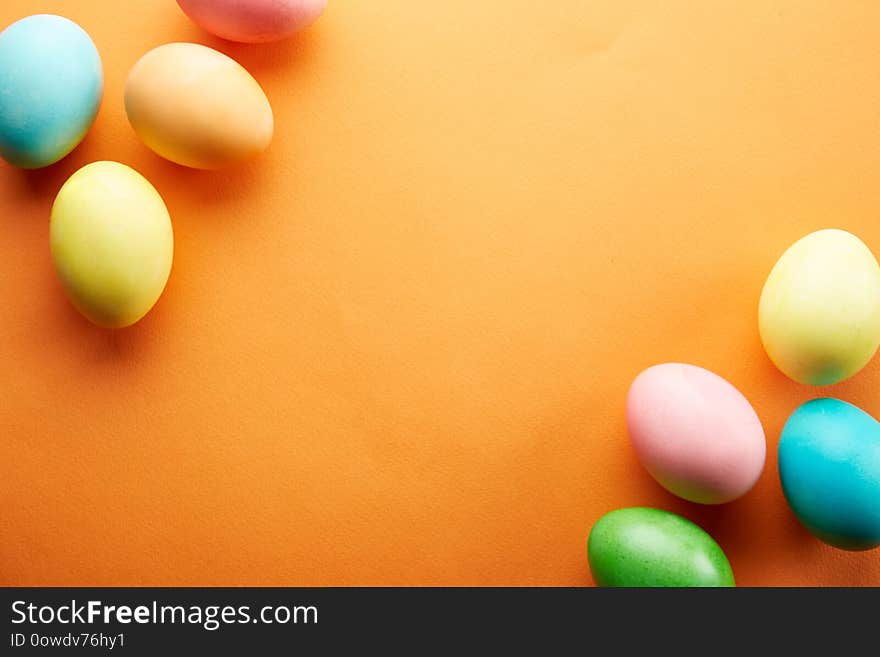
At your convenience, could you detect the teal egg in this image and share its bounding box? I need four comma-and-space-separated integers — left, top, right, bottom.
587, 507, 735, 587
0, 15, 103, 169
779, 398, 880, 550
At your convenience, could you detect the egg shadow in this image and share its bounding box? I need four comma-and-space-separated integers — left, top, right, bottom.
41, 264, 172, 368
168, 16, 327, 80
3, 145, 96, 206
773, 496, 880, 585
9, 161, 71, 202
56, 300, 157, 363
136, 152, 272, 209
629, 476, 751, 551
208, 27, 324, 79
621, 444, 767, 555
34, 227, 174, 368
580, 560, 596, 588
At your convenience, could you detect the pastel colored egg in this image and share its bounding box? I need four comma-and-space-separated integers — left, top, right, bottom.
588, 507, 735, 587
177, 0, 327, 43
626, 363, 766, 504
759, 229, 880, 385
779, 398, 880, 551
125, 43, 273, 169
50, 161, 173, 328
0, 15, 103, 169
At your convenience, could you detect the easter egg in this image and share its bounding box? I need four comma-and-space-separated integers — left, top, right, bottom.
626, 363, 766, 504
778, 398, 880, 550
0, 15, 102, 169
177, 0, 327, 43
588, 507, 735, 587
50, 161, 173, 328
759, 229, 880, 385
125, 43, 273, 169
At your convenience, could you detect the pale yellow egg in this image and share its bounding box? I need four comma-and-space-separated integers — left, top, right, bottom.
758, 229, 880, 385
50, 161, 173, 328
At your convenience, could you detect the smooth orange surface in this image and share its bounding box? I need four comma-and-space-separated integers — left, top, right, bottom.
2, 0, 880, 586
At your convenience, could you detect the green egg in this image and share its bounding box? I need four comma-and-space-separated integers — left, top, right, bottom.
588, 507, 735, 587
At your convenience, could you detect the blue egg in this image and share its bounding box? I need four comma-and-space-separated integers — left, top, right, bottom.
0, 15, 103, 169
779, 398, 880, 550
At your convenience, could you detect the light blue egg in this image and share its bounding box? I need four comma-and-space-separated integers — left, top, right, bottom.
779, 398, 880, 550
0, 15, 103, 169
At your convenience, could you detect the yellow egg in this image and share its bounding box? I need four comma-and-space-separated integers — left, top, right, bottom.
50, 161, 173, 328
759, 229, 880, 385
124, 42, 273, 169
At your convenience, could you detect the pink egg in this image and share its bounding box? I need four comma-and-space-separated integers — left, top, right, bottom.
626, 363, 766, 504
177, 0, 327, 43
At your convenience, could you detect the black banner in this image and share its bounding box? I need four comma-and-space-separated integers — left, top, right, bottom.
0, 587, 873, 653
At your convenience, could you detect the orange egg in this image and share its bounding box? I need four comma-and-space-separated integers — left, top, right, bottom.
124, 42, 273, 169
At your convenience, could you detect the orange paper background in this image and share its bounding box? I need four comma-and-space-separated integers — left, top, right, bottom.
2, 0, 880, 586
